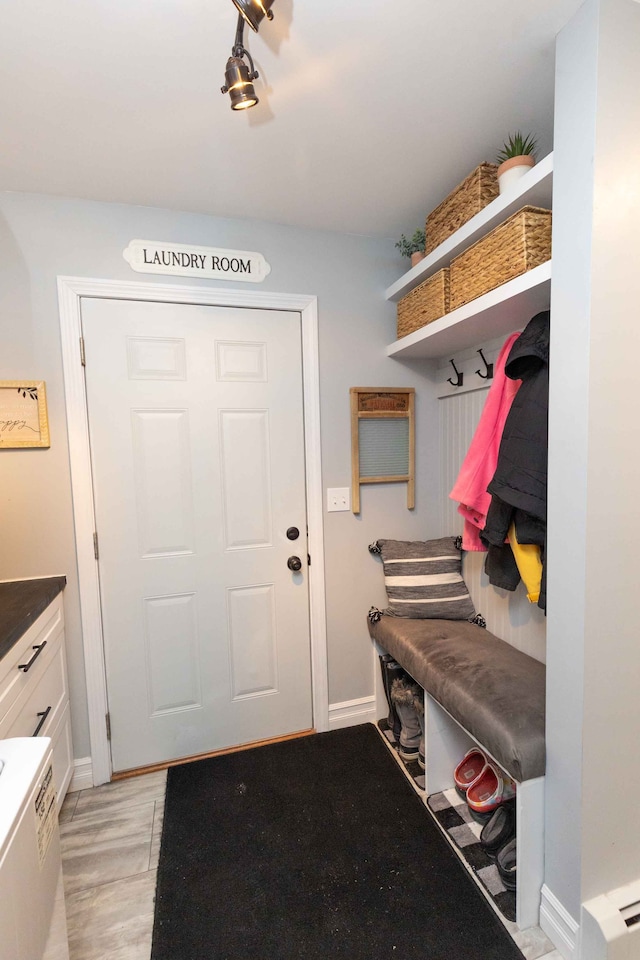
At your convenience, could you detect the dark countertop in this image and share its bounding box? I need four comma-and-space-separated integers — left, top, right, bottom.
0, 577, 67, 662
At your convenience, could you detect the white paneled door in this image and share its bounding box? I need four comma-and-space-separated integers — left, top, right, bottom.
81, 298, 312, 772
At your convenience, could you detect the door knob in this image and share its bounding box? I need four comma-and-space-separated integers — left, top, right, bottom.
287, 555, 302, 571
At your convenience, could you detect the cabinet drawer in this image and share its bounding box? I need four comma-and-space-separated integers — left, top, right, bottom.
0, 638, 68, 741
0, 594, 64, 724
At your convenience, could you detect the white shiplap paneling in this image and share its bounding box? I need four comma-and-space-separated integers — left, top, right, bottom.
440, 389, 546, 664
439, 387, 488, 538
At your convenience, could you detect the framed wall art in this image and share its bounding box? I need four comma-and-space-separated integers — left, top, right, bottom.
0, 380, 50, 448
350, 387, 415, 514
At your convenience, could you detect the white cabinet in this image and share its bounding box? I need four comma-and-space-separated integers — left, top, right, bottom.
0, 591, 73, 811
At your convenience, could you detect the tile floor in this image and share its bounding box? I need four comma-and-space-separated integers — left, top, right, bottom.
59, 770, 166, 960
59, 763, 565, 960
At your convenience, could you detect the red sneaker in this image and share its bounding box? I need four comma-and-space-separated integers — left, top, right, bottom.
453, 748, 488, 797
466, 762, 516, 820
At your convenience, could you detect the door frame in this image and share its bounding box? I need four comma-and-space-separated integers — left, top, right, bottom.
58, 275, 328, 786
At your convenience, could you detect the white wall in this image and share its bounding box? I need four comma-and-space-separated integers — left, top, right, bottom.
0, 192, 440, 759
545, 0, 596, 922
547, 0, 640, 932
580, 0, 640, 903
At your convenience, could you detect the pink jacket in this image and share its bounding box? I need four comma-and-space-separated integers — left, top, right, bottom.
449, 333, 522, 550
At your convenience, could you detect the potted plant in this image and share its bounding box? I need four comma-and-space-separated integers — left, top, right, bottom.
496, 132, 537, 194
396, 228, 426, 267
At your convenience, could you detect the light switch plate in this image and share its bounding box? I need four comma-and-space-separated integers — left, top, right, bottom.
327, 487, 350, 512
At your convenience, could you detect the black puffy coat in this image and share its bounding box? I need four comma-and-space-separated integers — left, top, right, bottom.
487, 310, 549, 520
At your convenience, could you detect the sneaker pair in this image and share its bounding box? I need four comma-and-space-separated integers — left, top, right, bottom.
453, 748, 516, 821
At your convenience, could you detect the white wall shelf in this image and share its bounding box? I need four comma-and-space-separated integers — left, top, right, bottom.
386, 261, 551, 360
385, 152, 553, 304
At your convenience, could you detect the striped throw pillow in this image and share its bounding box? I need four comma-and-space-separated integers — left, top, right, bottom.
375, 537, 476, 620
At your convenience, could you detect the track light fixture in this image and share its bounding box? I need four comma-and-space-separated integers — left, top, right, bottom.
221, 1, 276, 111
231, 0, 275, 33
221, 15, 259, 110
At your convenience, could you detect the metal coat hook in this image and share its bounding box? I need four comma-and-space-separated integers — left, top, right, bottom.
475, 348, 494, 380
447, 358, 464, 387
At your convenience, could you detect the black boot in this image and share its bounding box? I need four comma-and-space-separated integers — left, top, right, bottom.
413, 687, 425, 769
391, 677, 422, 763
379, 655, 404, 742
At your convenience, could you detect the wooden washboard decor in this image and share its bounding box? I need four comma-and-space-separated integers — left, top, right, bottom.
350, 387, 415, 514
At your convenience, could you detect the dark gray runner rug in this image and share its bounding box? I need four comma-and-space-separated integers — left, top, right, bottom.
151, 724, 523, 960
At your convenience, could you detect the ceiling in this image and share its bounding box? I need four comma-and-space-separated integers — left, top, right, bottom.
0, 0, 582, 240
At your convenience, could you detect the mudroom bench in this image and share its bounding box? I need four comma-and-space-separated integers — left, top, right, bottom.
368, 615, 546, 930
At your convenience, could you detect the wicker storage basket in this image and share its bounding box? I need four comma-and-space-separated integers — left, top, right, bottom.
397, 268, 450, 338
449, 206, 552, 311
425, 163, 499, 254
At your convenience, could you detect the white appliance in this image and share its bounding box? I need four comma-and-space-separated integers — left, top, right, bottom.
0, 737, 69, 960
582, 880, 640, 960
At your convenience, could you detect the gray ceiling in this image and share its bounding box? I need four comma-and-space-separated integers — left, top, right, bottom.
1, 0, 582, 239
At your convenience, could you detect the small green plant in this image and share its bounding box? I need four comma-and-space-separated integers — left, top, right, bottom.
395, 228, 426, 259
496, 132, 537, 164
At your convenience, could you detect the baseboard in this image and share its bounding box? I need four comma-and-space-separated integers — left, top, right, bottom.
540, 884, 580, 960
68, 756, 93, 793
328, 696, 377, 730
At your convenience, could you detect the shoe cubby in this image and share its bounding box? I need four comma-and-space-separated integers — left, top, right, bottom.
373, 631, 545, 931
423, 694, 544, 930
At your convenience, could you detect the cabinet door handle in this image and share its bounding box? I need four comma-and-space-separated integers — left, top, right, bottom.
18, 641, 47, 673
32, 705, 52, 737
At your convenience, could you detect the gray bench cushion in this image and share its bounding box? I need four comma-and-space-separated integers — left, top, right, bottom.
368, 615, 545, 782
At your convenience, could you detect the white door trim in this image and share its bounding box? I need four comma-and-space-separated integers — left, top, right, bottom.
57, 276, 328, 786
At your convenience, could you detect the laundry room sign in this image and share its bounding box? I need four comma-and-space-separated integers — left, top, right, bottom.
123, 239, 271, 283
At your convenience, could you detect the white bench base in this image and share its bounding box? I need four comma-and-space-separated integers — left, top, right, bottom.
374, 642, 545, 931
